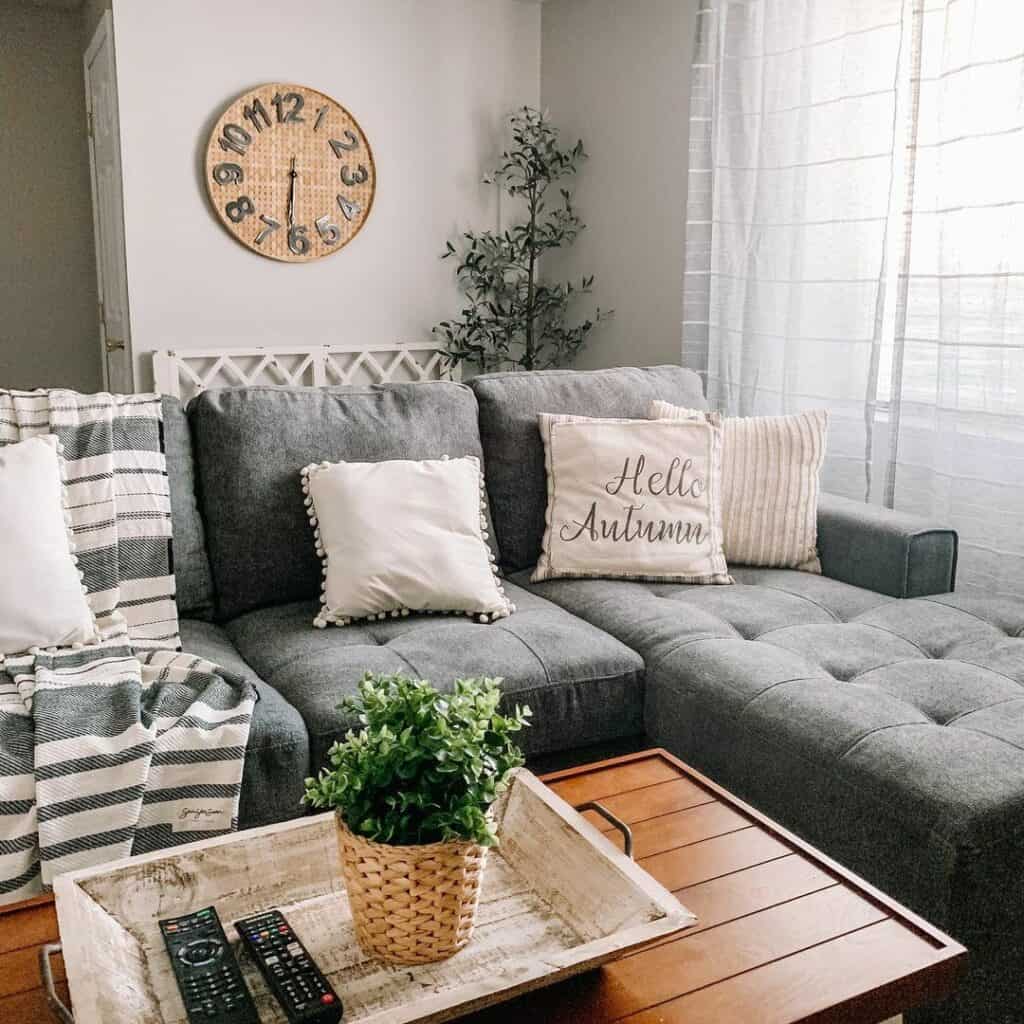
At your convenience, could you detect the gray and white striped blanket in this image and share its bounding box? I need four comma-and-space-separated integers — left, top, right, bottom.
0, 391, 255, 905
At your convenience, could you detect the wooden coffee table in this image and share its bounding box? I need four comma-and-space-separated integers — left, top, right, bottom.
1, 748, 965, 1024
467, 749, 967, 1024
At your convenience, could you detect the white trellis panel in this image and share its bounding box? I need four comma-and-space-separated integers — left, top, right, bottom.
152, 343, 456, 401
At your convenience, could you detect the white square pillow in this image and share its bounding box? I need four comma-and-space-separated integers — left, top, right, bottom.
649, 401, 829, 572
0, 435, 98, 655
533, 414, 732, 584
301, 455, 514, 626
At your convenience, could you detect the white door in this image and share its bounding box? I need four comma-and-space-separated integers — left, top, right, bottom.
84, 11, 134, 393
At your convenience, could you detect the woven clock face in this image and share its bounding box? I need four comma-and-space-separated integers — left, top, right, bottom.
204, 83, 376, 262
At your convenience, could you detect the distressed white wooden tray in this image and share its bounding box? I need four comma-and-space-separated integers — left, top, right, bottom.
53, 769, 695, 1024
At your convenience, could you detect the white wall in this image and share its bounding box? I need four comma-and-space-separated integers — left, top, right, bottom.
110, 0, 541, 388
0, 1, 101, 391
541, 0, 699, 370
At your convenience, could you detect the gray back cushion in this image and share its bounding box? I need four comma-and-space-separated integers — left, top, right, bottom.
469, 365, 707, 571
162, 396, 216, 621
188, 383, 488, 621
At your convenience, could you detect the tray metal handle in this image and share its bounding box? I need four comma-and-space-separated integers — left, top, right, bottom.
575, 801, 634, 859
39, 942, 75, 1024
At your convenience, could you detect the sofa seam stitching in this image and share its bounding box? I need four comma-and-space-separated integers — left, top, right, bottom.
649, 633, 742, 667
491, 624, 552, 686
843, 620, 932, 657
943, 696, 1024, 727
738, 675, 826, 710
917, 596, 1021, 638
739, 584, 844, 623
837, 721, 943, 762
499, 666, 645, 696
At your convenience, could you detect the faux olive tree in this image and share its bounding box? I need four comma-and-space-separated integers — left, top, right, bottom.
434, 107, 611, 373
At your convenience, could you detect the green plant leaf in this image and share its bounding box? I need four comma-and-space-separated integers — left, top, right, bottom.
432, 107, 608, 374
303, 673, 531, 847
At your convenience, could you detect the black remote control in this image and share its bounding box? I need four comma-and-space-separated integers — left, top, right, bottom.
234, 909, 343, 1023
159, 906, 259, 1023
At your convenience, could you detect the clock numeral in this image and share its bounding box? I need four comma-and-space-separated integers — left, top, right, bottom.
313, 106, 328, 133
340, 164, 369, 187
243, 98, 272, 132
225, 196, 255, 223
254, 215, 280, 246
329, 132, 359, 157
315, 215, 341, 245
271, 91, 305, 124
287, 224, 311, 255
212, 162, 243, 186
337, 195, 361, 221
218, 123, 252, 157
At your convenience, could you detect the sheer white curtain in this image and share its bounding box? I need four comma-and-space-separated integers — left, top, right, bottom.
684, 0, 1024, 598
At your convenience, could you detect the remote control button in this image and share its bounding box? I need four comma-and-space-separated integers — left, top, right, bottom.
179, 939, 224, 966
322, 993, 336, 1004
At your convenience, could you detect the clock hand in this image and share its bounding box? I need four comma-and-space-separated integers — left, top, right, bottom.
287, 156, 297, 227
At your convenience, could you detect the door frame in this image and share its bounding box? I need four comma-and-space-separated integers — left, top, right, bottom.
83, 9, 134, 392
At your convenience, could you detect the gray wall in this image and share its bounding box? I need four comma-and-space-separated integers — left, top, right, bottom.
0, 1, 101, 391
80, 0, 110, 47
541, 0, 699, 370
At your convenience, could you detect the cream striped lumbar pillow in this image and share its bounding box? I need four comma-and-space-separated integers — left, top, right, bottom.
649, 401, 828, 572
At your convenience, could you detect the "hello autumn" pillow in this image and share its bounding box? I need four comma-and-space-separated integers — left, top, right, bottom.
532, 414, 732, 585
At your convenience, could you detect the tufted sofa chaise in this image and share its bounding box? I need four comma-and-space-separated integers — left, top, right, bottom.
161, 365, 1021, 1024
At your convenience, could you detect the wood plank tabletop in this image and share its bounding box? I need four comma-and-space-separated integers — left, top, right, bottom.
466, 748, 967, 1024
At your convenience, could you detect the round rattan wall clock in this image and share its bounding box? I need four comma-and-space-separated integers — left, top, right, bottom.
204, 83, 376, 262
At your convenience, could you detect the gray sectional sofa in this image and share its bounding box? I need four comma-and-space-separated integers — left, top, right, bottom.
163, 365, 1022, 1024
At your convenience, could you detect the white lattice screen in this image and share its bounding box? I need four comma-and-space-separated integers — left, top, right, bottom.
152, 343, 455, 400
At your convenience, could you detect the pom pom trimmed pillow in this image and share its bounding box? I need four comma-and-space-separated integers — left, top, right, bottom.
301, 455, 514, 627
649, 401, 829, 572
533, 414, 732, 585
0, 434, 98, 655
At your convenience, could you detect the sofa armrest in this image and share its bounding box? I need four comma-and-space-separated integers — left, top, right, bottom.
816, 492, 958, 598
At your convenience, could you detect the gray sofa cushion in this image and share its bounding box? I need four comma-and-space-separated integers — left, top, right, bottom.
516, 568, 1024, 1024
179, 618, 309, 830
469, 365, 706, 573
162, 397, 216, 620
223, 581, 644, 773
187, 383, 489, 621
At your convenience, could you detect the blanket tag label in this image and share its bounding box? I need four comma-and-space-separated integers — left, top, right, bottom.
173, 806, 232, 833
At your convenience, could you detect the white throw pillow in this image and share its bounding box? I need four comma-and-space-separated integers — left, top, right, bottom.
0, 435, 98, 655
301, 455, 514, 627
533, 414, 732, 584
649, 401, 829, 572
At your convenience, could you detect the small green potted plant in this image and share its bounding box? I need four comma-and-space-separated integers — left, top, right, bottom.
304, 673, 530, 964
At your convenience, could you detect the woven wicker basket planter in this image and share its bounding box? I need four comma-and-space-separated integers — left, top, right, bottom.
335, 814, 488, 964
